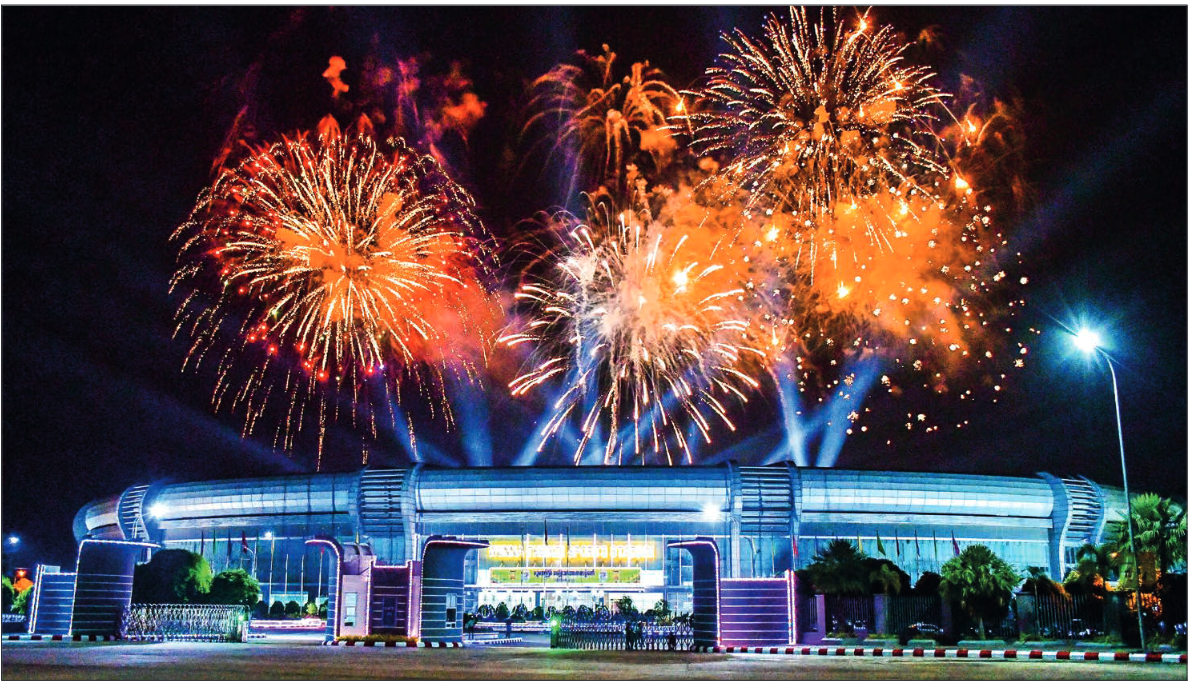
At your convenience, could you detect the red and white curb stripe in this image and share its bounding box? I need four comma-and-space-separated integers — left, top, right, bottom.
324, 640, 464, 648
467, 637, 524, 646
5, 634, 122, 642
696, 645, 1187, 664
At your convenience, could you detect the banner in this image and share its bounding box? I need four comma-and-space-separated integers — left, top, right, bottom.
489, 567, 641, 585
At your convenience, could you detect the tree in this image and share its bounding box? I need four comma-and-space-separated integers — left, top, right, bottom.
494, 602, 510, 621
652, 598, 672, 622
1022, 566, 1067, 599
863, 558, 910, 595
11, 586, 31, 615
305, 601, 320, 617
269, 600, 286, 618
285, 600, 302, 617
939, 545, 1020, 639
2, 575, 13, 612
131, 549, 213, 604
1107, 494, 1187, 591
804, 539, 869, 595
912, 571, 942, 596
614, 595, 638, 619
1063, 543, 1114, 596
206, 569, 261, 609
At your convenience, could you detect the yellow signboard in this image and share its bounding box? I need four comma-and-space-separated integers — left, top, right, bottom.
485, 539, 656, 564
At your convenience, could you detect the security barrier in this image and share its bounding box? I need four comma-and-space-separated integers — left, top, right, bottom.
556, 619, 694, 651
120, 604, 247, 642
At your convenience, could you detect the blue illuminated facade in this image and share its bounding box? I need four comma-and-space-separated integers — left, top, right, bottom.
74, 464, 1126, 614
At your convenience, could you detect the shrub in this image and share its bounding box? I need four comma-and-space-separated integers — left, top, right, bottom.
131, 549, 213, 604
11, 587, 31, 615
269, 600, 286, 618
494, 602, 510, 621
206, 569, 261, 608
285, 600, 302, 617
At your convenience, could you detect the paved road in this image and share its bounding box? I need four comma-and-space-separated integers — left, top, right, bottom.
1, 641, 1186, 680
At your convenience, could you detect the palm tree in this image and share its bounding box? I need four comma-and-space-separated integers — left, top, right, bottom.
1107, 494, 1187, 590
1063, 543, 1115, 596
869, 563, 904, 596
939, 545, 1020, 639
805, 539, 869, 595
1023, 565, 1067, 599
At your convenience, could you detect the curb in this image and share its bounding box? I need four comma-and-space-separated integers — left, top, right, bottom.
323, 640, 464, 648
467, 637, 524, 646
693, 645, 1187, 664
5, 634, 122, 642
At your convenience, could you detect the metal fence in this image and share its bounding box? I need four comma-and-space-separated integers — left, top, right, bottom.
884, 595, 942, 635
556, 619, 694, 651
121, 604, 247, 642
1021, 594, 1106, 639
824, 595, 875, 633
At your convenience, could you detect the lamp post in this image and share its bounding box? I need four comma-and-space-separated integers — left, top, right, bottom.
1072, 328, 1146, 652
264, 531, 275, 608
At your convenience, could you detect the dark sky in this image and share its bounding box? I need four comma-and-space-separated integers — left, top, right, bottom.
2, 7, 1187, 568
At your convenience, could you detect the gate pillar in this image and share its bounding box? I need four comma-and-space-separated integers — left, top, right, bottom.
419, 536, 488, 645
668, 538, 721, 648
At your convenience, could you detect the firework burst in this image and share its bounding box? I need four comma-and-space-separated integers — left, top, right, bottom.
683, 8, 1026, 428
521, 44, 682, 195
501, 191, 763, 466
171, 125, 498, 467
681, 6, 949, 219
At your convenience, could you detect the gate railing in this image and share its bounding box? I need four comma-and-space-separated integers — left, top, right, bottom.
121, 604, 247, 642
556, 619, 694, 651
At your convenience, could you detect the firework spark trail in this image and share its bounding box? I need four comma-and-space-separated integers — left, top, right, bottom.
520, 45, 681, 198
501, 194, 764, 466
682, 7, 1024, 417
171, 125, 498, 468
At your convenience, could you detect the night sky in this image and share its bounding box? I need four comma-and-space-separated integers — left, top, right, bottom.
3, 7, 1187, 569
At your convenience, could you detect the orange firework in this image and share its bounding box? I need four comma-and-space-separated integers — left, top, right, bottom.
520, 44, 681, 194
681, 8, 1026, 421
171, 126, 498, 466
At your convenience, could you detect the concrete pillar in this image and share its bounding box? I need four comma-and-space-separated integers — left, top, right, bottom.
1016, 594, 1035, 635
815, 594, 827, 636
873, 594, 887, 635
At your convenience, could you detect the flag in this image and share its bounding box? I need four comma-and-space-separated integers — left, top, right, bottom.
894, 531, 901, 558
875, 532, 886, 556
241, 531, 250, 554
226, 532, 233, 562
791, 534, 799, 560
932, 531, 939, 565
543, 520, 548, 545
200, 530, 206, 556
951, 531, 961, 556
856, 534, 863, 553
914, 530, 921, 557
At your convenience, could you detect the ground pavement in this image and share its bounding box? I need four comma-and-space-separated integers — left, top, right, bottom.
1, 640, 1186, 680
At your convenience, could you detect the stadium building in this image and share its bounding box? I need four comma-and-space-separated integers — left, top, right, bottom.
74, 464, 1126, 615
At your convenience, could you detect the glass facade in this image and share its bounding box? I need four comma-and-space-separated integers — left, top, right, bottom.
74, 464, 1126, 609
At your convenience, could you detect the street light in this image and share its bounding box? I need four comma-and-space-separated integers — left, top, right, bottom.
1070, 326, 1146, 652
264, 531, 275, 607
